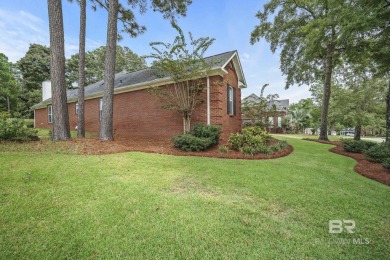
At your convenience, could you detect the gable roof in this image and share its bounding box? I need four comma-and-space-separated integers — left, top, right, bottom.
242, 93, 289, 111
33, 50, 246, 109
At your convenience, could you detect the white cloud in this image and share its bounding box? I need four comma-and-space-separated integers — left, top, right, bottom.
0, 8, 103, 62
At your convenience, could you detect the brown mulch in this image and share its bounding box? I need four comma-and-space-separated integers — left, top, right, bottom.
68, 137, 293, 160
303, 138, 390, 186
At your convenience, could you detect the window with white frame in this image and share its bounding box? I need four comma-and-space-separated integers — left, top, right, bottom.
278, 116, 282, 127
75, 102, 79, 115
99, 98, 103, 120
227, 85, 235, 115
48, 105, 53, 123
268, 117, 274, 127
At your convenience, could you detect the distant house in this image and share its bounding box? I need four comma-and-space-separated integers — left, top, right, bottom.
32, 51, 246, 141
241, 93, 289, 133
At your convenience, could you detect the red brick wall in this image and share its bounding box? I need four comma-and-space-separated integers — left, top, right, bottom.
34, 67, 242, 142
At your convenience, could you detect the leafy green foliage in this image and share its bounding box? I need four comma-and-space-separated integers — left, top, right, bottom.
228, 133, 245, 151
191, 124, 220, 145
65, 45, 147, 88
241, 84, 279, 129
16, 44, 50, 118
364, 144, 390, 163
172, 124, 220, 152
229, 126, 285, 155
381, 158, 390, 170
172, 134, 213, 152
218, 145, 229, 154
0, 113, 37, 141
0, 53, 18, 115
342, 140, 378, 153
147, 22, 215, 133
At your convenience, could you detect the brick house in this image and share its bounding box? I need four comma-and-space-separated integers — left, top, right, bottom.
33, 51, 246, 141
241, 93, 289, 134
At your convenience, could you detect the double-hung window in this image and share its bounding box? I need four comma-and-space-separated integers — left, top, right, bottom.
48, 105, 53, 123
99, 98, 103, 120
227, 85, 236, 116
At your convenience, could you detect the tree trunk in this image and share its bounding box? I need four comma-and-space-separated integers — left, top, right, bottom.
354, 123, 362, 141
47, 0, 70, 141
183, 113, 191, 134
386, 78, 390, 142
77, 0, 86, 138
319, 44, 335, 141
100, 0, 119, 141
6, 96, 10, 114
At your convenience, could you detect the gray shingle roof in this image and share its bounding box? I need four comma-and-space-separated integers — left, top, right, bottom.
242, 93, 289, 111
33, 51, 237, 108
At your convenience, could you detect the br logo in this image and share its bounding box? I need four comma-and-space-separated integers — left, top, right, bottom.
329, 220, 356, 234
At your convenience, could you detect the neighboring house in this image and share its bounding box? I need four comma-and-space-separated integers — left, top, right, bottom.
33, 51, 246, 141
241, 93, 289, 134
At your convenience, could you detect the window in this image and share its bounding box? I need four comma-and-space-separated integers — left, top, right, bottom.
278, 116, 282, 127
99, 98, 103, 120
48, 105, 53, 123
227, 85, 236, 115
269, 117, 274, 127
75, 102, 78, 115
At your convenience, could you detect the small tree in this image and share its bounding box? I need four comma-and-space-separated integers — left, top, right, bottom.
241, 84, 279, 130
147, 22, 215, 133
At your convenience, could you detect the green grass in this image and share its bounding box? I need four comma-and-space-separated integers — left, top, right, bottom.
36, 128, 96, 139
0, 136, 389, 259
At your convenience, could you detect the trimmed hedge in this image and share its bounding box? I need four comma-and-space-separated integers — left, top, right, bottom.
191, 124, 220, 145
364, 143, 390, 163
172, 124, 221, 152
342, 139, 377, 153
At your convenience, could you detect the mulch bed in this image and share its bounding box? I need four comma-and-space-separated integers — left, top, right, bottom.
303, 138, 390, 186
70, 137, 293, 160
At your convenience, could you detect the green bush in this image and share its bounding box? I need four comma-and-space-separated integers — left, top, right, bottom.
382, 158, 390, 170
192, 124, 220, 145
228, 133, 245, 150
172, 124, 220, 152
228, 126, 286, 155
364, 143, 390, 163
0, 113, 37, 141
242, 126, 271, 143
172, 134, 213, 152
342, 139, 377, 153
241, 146, 255, 156
218, 145, 229, 154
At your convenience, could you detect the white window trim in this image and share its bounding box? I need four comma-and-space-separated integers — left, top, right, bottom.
228, 86, 234, 116
48, 105, 53, 124
75, 102, 79, 115
99, 98, 103, 121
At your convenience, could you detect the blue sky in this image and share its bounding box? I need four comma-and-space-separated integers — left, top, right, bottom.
0, 0, 311, 102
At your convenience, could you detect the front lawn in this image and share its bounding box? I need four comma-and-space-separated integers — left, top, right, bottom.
0, 137, 389, 259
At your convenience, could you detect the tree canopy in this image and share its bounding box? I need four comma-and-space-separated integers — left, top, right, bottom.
65, 45, 147, 88
250, 0, 389, 140
0, 53, 18, 115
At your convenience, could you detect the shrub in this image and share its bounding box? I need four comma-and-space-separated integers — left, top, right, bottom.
342, 139, 377, 153
172, 134, 213, 152
228, 133, 245, 150
228, 126, 286, 155
218, 145, 229, 154
241, 146, 255, 156
191, 124, 220, 145
364, 143, 390, 163
0, 113, 37, 141
382, 158, 390, 170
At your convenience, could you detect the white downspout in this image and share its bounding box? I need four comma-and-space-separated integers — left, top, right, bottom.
206, 75, 210, 125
